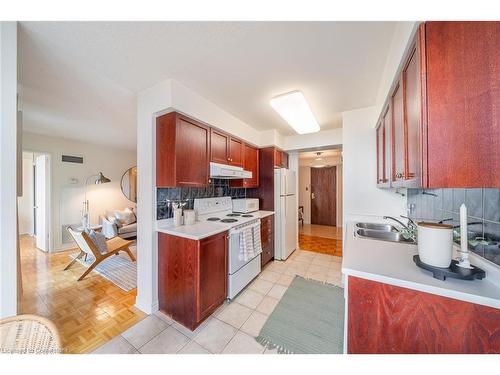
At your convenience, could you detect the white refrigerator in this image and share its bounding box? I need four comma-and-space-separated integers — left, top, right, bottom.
274, 168, 297, 260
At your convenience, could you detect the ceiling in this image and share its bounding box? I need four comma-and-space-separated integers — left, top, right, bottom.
18, 21, 399, 149
299, 149, 342, 167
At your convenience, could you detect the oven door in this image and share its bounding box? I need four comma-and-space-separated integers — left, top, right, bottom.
228, 222, 262, 275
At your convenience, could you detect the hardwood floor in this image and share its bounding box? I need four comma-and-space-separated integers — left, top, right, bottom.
17, 235, 145, 354
298, 225, 343, 256
298, 224, 343, 239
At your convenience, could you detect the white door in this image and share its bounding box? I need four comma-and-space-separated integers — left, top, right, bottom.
35, 154, 49, 251
284, 195, 297, 259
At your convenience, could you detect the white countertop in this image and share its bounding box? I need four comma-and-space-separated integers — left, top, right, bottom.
342, 220, 500, 309
156, 210, 274, 240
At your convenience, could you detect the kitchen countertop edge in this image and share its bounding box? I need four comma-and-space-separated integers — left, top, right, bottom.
342, 221, 500, 309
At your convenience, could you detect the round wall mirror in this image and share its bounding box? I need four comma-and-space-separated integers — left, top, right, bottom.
121, 166, 137, 202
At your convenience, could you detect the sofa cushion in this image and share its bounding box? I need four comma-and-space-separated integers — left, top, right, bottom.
118, 222, 137, 234
115, 208, 136, 226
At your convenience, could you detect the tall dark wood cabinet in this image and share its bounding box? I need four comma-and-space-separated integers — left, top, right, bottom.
156, 112, 210, 187
158, 231, 228, 330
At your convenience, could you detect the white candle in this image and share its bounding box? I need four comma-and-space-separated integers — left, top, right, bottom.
460, 203, 468, 253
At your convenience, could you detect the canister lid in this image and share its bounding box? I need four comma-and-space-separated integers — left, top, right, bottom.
417, 221, 453, 229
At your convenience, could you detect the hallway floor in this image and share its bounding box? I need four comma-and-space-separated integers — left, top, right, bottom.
17, 235, 145, 353
299, 224, 343, 257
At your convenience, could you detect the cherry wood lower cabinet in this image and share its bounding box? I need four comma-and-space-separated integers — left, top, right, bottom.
260, 215, 274, 267
347, 276, 500, 353
158, 231, 228, 330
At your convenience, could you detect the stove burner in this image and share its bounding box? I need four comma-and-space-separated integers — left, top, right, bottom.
227, 213, 241, 217
207, 217, 220, 221
221, 218, 238, 223
241, 214, 253, 218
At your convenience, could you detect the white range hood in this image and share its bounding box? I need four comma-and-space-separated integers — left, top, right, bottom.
210, 162, 252, 179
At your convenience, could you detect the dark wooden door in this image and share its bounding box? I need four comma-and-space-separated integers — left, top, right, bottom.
175, 116, 210, 186
198, 232, 227, 321
310, 166, 336, 226
425, 21, 500, 187
391, 80, 405, 185
210, 129, 229, 164
402, 42, 422, 187
229, 138, 244, 167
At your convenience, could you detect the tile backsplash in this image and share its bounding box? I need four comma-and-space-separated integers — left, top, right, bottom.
156, 179, 246, 220
407, 188, 500, 267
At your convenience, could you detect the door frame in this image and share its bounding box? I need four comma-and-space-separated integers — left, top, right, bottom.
29, 150, 52, 252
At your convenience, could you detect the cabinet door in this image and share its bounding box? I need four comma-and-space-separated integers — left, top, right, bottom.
425, 21, 500, 187
402, 43, 422, 187
229, 137, 244, 167
383, 104, 392, 185
243, 144, 259, 187
273, 148, 282, 168
210, 129, 230, 164
391, 80, 405, 185
376, 121, 384, 185
175, 116, 210, 186
198, 232, 227, 321
260, 216, 274, 267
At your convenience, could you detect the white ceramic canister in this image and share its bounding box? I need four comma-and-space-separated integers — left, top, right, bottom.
184, 209, 196, 225
417, 222, 454, 268
173, 208, 183, 227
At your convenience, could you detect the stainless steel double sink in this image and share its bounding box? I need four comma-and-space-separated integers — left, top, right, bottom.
355, 222, 416, 244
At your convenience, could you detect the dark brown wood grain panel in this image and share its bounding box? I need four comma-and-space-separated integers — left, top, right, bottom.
260, 215, 274, 267
156, 112, 177, 187
198, 232, 228, 321
229, 137, 244, 167
210, 128, 230, 165
311, 166, 336, 226
246, 147, 276, 210
425, 21, 500, 187
348, 276, 500, 353
230, 143, 260, 188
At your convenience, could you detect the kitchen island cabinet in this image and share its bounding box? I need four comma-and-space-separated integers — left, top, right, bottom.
347, 276, 500, 354
158, 231, 228, 330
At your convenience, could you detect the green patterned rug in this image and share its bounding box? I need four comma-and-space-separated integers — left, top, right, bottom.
256, 276, 345, 354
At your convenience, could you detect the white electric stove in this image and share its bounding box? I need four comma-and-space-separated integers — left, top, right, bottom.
194, 197, 262, 299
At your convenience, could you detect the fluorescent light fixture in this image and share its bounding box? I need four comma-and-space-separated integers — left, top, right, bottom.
270, 91, 320, 134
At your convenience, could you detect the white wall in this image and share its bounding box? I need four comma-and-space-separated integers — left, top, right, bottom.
342, 106, 406, 224
18, 152, 34, 235
298, 166, 311, 224
284, 128, 342, 151
376, 22, 418, 104
22, 132, 137, 251
0, 21, 18, 318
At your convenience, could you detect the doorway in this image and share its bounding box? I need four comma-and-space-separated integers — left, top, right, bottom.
298, 149, 342, 257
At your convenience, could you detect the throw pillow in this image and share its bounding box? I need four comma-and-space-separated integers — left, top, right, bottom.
88, 230, 108, 254
107, 215, 122, 228
115, 209, 135, 226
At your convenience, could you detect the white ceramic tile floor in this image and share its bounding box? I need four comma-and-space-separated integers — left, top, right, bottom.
91, 250, 343, 354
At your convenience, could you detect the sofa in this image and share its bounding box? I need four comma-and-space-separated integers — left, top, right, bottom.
100, 207, 137, 239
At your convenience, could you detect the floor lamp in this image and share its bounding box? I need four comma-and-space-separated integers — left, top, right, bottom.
82, 172, 111, 231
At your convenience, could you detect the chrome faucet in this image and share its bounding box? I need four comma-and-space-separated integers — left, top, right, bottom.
383, 215, 413, 230
384, 215, 417, 242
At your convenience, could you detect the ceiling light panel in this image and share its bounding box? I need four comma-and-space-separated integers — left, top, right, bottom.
270, 91, 320, 134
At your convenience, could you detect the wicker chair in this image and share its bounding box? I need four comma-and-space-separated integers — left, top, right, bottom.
0, 314, 62, 354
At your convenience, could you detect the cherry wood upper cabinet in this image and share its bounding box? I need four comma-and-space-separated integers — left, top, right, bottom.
228, 137, 244, 167
272, 148, 289, 168
391, 80, 405, 186
376, 105, 391, 187
425, 21, 500, 187
402, 42, 422, 188
377, 21, 500, 188
210, 129, 230, 165
156, 113, 210, 187
230, 143, 260, 188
